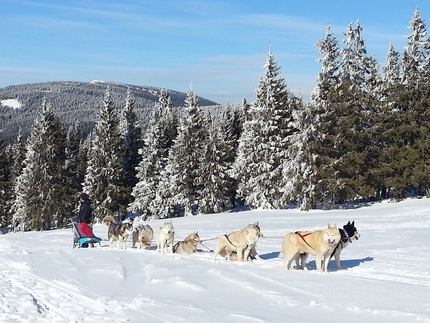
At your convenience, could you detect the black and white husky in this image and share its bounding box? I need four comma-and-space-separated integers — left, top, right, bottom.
330, 221, 360, 269
103, 216, 133, 250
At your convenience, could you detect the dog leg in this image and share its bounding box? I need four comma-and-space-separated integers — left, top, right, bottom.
300, 254, 309, 270
285, 257, 295, 270
334, 252, 342, 270
236, 247, 244, 261
322, 254, 330, 272
243, 248, 252, 262
315, 253, 323, 272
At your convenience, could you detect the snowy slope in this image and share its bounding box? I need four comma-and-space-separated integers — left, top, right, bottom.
1, 198, 429, 322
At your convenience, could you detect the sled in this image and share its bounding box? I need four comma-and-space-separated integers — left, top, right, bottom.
72, 221, 102, 248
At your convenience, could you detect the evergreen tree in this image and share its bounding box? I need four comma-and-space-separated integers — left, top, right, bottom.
402, 8, 430, 86
9, 129, 26, 182
0, 134, 12, 228
120, 88, 144, 211
129, 89, 177, 218
308, 25, 341, 208
330, 20, 374, 203
82, 88, 126, 221
155, 87, 208, 217
63, 124, 83, 220
383, 9, 430, 198
195, 117, 228, 214
11, 99, 68, 231
233, 49, 299, 209
218, 108, 240, 208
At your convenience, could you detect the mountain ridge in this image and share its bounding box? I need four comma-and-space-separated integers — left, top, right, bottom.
0, 81, 219, 143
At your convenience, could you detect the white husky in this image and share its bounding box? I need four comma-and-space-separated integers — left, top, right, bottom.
156, 221, 175, 254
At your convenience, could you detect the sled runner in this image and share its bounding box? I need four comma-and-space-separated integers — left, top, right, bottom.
72, 221, 102, 248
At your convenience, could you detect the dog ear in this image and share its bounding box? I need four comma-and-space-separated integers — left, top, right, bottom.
352, 221, 354, 226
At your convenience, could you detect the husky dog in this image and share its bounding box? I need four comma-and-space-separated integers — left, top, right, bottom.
296, 221, 360, 270
223, 223, 264, 261
157, 221, 175, 254
330, 221, 360, 269
103, 216, 133, 250
132, 223, 154, 249
214, 222, 262, 262
282, 224, 341, 272
172, 232, 201, 255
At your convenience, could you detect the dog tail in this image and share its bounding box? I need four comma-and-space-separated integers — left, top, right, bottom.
102, 215, 116, 225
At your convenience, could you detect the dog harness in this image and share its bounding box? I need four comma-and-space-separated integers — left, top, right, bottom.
295, 232, 315, 251
224, 234, 238, 248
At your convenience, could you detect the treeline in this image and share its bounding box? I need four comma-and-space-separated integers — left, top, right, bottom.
1, 9, 430, 231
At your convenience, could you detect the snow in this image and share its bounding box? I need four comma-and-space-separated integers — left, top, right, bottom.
1, 198, 430, 322
1, 99, 22, 109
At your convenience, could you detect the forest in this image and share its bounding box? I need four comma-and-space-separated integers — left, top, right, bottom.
1, 9, 430, 231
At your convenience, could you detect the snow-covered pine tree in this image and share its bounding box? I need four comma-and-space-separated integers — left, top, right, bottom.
155, 87, 208, 217
11, 99, 68, 231
233, 49, 299, 209
195, 118, 228, 214
383, 9, 430, 199
382, 43, 401, 92
333, 20, 374, 203
218, 108, 241, 208
0, 134, 12, 228
129, 89, 177, 219
374, 43, 402, 199
82, 88, 126, 221
119, 88, 144, 211
402, 8, 430, 86
63, 124, 83, 222
76, 136, 90, 188
9, 129, 26, 183
308, 25, 341, 209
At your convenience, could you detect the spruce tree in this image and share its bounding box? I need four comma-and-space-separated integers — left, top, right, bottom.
402, 8, 430, 86
155, 87, 208, 217
120, 88, 144, 211
233, 49, 299, 209
63, 124, 83, 221
0, 135, 12, 228
218, 108, 240, 208
11, 99, 68, 231
82, 88, 126, 221
129, 89, 177, 218
309, 25, 341, 208
383, 9, 430, 198
332, 20, 374, 203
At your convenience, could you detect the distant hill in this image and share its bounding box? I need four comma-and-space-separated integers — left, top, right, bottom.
0, 81, 219, 143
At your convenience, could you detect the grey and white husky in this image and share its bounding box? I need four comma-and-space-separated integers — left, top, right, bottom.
103, 216, 133, 250
172, 232, 201, 255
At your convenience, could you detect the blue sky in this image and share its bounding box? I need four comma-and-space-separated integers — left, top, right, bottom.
1, 0, 430, 104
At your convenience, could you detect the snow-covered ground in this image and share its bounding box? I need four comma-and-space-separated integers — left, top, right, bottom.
1, 198, 429, 322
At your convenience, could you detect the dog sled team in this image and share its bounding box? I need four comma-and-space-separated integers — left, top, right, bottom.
78, 213, 360, 272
